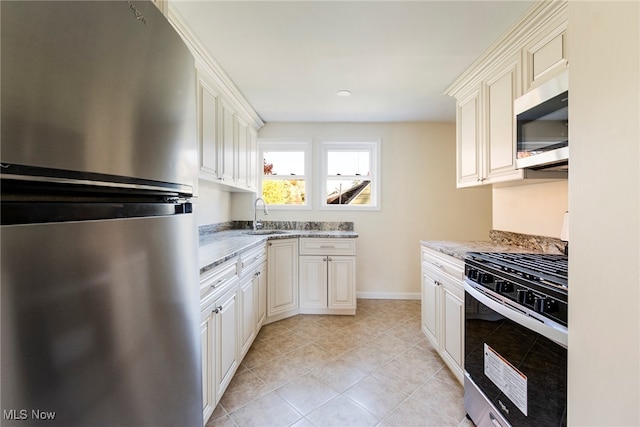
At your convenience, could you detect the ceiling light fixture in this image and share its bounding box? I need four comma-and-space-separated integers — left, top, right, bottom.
336, 90, 351, 97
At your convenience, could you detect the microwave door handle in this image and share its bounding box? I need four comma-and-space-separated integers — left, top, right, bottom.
464, 281, 568, 348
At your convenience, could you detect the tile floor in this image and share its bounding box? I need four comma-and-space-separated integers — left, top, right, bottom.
206, 299, 475, 427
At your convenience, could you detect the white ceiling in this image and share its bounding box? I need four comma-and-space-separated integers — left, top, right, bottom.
172, 1, 534, 123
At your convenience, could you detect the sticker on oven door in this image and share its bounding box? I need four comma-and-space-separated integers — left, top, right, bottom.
484, 343, 528, 416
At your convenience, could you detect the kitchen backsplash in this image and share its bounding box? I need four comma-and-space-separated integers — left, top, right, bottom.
490, 229, 566, 254
198, 221, 354, 240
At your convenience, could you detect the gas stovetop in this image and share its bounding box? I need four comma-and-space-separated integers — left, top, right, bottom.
465, 252, 568, 326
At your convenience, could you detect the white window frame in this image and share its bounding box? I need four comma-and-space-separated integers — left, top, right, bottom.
319, 139, 381, 211
258, 139, 312, 210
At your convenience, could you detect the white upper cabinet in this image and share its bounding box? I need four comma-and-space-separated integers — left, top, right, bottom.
170, 8, 263, 193
447, 0, 568, 188
483, 56, 522, 182
523, 16, 568, 91
455, 55, 522, 187
220, 100, 237, 185
197, 69, 221, 179
456, 88, 481, 186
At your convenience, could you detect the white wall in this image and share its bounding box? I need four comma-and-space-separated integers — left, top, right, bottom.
257, 122, 492, 298
195, 179, 233, 226
568, 1, 640, 425
493, 180, 568, 238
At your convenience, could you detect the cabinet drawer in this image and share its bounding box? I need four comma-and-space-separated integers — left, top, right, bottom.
299, 238, 356, 256
421, 246, 464, 281
200, 257, 238, 303
239, 244, 267, 276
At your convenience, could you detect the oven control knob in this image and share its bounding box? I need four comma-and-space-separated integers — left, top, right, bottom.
494, 280, 514, 294
517, 289, 533, 305
466, 268, 478, 281
477, 272, 493, 285
534, 296, 559, 313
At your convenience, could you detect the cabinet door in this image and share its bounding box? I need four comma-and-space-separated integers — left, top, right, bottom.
200, 313, 214, 425
456, 89, 482, 187
239, 274, 255, 358
237, 117, 249, 189
215, 285, 239, 399
247, 129, 258, 190
197, 72, 220, 179
327, 256, 356, 310
220, 101, 236, 184
254, 262, 267, 331
524, 18, 568, 91
484, 57, 523, 183
421, 268, 439, 347
441, 287, 464, 373
267, 238, 299, 317
299, 255, 327, 310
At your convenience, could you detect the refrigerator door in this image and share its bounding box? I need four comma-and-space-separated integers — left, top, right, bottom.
1, 213, 201, 426
1, 1, 196, 188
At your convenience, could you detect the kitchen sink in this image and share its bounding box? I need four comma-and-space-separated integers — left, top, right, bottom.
244, 229, 287, 235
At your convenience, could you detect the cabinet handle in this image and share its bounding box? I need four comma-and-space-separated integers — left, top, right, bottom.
211, 278, 227, 289
431, 261, 443, 269
328, 257, 332, 261
212, 305, 223, 314
320, 245, 335, 249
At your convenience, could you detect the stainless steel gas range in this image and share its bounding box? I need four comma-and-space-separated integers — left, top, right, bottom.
463, 252, 568, 427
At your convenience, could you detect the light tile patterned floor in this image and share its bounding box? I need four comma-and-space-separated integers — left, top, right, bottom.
206, 299, 475, 427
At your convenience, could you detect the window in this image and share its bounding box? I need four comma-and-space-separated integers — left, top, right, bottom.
258, 141, 311, 209
320, 140, 380, 210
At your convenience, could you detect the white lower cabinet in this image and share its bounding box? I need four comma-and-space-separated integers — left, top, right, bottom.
201, 236, 356, 423
254, 261, 267, 330
200, 280, 239, 425
238, 273, 255, 358
200, 309, 215, 424
266, 238, 299, 321
299, 256, 328, 310
421, 245, 465, 385
299, 238, 356, 315
200, 243, 267, 425
214, 285, 239, 399
421, 268, 439, 347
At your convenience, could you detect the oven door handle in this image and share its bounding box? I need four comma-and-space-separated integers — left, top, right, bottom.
465, 281, 568, 349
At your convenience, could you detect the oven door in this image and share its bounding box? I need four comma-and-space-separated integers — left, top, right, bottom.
464, 282, 567, 427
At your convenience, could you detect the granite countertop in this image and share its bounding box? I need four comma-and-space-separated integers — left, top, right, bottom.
421, 230, 566, 261
199, 229, 358, 274
421, 240, 543, 261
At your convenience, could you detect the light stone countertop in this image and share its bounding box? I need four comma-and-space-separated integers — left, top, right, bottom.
421, 240, 545, 261
199, 230, 358, 274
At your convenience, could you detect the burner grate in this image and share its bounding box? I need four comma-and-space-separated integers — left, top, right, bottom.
467, 252, 568, 288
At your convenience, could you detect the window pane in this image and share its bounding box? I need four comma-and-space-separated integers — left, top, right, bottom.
327, 151, 370, 176
262, 179, 306, 205
263, 151, 305, 176
325, 179, 371, 205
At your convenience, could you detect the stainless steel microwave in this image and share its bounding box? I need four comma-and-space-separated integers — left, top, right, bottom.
515, 71, 569, 170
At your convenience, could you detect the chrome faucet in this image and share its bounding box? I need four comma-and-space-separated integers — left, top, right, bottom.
254, 197, 268, 231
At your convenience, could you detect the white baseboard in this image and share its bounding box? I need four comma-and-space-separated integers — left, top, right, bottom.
356, 292, 421, 300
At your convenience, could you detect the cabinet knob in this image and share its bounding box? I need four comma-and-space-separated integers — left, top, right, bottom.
212, 305, 223, 314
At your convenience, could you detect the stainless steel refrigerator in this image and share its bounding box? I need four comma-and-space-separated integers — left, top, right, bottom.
1, 2, 202, 426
